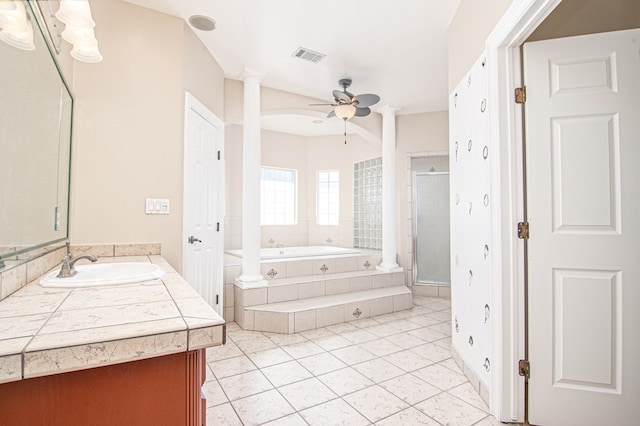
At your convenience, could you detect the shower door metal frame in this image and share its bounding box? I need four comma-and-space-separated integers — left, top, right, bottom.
412, 170, 451, 286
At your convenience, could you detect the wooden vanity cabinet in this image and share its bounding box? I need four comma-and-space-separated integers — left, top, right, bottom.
0, 349, 207, 426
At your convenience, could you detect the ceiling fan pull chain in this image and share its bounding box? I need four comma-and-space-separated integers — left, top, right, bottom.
344, 119, 347, 144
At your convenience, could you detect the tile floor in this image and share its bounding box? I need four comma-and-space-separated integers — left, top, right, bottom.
205, 296, 502, 426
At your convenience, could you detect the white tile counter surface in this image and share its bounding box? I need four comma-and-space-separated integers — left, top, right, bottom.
0, 255, 225, 384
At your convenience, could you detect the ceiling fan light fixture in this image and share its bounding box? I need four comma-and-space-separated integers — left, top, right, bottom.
335, 104, 356, 120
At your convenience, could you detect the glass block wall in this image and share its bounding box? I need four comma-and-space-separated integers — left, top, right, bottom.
354, 157, 382, 249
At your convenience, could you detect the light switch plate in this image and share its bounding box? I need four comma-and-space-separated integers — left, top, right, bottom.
146, 198, 170, 215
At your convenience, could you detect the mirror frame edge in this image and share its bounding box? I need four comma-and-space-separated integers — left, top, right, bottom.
0, 0, 74, 272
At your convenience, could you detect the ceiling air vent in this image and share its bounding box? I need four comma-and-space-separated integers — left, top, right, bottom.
292, 47, 326, 64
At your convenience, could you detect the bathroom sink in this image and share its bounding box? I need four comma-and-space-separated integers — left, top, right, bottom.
40, 262, 165, 288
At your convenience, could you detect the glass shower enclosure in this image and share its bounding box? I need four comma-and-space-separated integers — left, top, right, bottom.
412, 156, 450, 285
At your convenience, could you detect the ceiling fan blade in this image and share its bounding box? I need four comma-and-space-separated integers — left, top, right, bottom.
327, 110, 336, 118
354, 107, 371, 117
333, 90, 351, 103
354, 94, 380, 108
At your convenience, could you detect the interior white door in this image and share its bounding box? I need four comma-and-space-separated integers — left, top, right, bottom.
524, 29, 640, 425
183, 93, 224, 315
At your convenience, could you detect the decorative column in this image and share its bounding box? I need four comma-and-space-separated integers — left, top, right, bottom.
377, 106, 402, 272
236, 70, 267, 289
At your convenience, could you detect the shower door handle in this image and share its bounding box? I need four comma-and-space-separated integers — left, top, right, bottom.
188, 235, 202, 244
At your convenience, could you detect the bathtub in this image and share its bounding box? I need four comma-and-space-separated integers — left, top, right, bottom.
225, 246, 361, 260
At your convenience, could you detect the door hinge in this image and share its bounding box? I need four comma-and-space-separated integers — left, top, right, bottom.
515, 86, 526, 104
216, 222, 220, 232
517, 221, 530, 239
215, 294, 219, 305
519, 359, 530, 380
217, 150, 221, 160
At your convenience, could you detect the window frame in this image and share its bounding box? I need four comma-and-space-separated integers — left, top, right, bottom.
260, 166, 298, 226
316, 169, 340, 226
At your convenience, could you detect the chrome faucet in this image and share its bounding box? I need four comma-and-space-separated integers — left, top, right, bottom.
276, 242, 285, 248
57, 253, 98, 278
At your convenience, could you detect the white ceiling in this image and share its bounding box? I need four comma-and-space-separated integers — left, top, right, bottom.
124, 0, 460, 135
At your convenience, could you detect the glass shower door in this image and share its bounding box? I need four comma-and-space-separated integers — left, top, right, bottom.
413, 172, 451, 285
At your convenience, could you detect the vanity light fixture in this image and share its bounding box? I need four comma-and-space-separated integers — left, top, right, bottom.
55, 0, 102, 63
0, 1, 35, 51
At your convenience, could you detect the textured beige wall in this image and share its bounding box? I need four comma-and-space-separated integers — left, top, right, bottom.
448, 0, 513, 91
527, 0, 640, 42
396, 111, 449, 278
68, 0, 224, 271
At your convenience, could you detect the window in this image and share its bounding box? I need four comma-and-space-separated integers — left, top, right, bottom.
261, 166, 297, 225
317, 170, 340, 225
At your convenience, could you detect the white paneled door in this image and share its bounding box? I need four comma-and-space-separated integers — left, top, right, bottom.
183, 93, 224, 315
524, 29, 639, 425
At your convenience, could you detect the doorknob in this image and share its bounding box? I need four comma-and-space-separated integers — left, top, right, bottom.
188, 236, 202, 244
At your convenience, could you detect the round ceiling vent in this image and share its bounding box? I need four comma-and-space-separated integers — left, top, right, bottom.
189, 15, 216, 31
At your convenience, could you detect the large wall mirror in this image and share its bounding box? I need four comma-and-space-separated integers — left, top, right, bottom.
0, 0, 72, 270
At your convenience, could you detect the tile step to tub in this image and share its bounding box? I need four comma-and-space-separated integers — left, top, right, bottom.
241, 286, 412, 334
263, 269, 403, 287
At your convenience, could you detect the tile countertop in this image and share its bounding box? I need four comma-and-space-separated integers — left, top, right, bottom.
0, 255, 225, 384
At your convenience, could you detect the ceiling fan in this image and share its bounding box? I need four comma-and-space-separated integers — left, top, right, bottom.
310, 78, 380, 120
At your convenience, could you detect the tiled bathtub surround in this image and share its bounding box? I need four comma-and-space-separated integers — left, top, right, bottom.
0, 254, 225, 384
204, 296, 500, 425
226, 250, 414, 333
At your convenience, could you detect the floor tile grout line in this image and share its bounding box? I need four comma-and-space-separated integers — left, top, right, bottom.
207, 299, 497, 425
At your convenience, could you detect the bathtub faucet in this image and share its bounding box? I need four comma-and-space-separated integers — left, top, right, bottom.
268, 238, 275, 247
57, 254, 98, 278
276, 242, 285, 248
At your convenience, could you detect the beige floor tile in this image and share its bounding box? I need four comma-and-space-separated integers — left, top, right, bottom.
352, 358, 405, 383
299, 398, 369, 426
264, 332, 308, 347
364, 323, 400, 337
300, 327, 335, 340
207, 402, 242, 426
473, 415, 504, 425
383, 349, 434, 372
262, 413, 308, 425
375, 407, 440, 426
232, 389, 296, 425
358, 338, 403, 357
405, 315, 441, 327
379, 373, 441, 405
261, 360, 313, 387
208, 354, 257, 379
281, 340, 325, 359
330, 344, 377, 365
234, 334, 278, 353
410, 342, 452, 362
339, 328, 378, 344
247, 347, 293, 368
206, 339, 243, 362
386, 319, 423, 332
202, 378, 228, 407
433, 337, 451, 350
448, 382, 490, 413
317, 367, 374, 396
407, 327, 448, 343
429, 321, 452, 336
324, 322, 359, 334
384, 331, 427, 349
297, 352, 347, 376
350, 317, 381, 328
312, 334, 353, 351
278, 377, 338, 411
218, 369, 274, 401
415, 393, 487, 426
413, 364, 468, 391
343, 385, 409, 423
439, 358, 463, 374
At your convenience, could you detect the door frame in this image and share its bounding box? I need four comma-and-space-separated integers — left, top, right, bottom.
485, 0, 563, 422
182, 92, 225, 312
